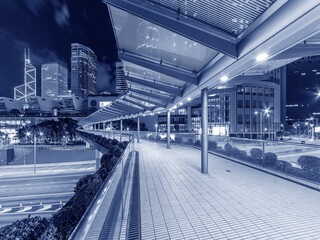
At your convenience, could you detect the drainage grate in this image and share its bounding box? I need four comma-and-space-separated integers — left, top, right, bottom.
126, 151, 141, 240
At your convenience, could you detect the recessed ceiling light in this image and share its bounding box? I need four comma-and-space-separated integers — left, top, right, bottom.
179, 102, 183, 105
220, 76, 229, 82
187, 97, 192, 101
256, 53, 269, 62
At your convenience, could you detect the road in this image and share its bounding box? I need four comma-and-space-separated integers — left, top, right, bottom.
0, 161, 95, 227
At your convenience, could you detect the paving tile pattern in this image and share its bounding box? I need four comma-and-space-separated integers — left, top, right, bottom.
137, 141, 320, 240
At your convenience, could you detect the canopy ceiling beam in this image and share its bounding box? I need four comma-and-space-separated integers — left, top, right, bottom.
127, 94, 166, 108
129, 88, 173, 103
126, 75, 183, 97
122, 97, 154, 111
104, 0, 238, 58
119, 51, 198, 85
112, 102, 143, 114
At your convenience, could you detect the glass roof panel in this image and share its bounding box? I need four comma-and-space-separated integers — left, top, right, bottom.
148, 0, 277, 36
110, 6, 218, 72
128, 82, 174, 97
122, 61, 186, 87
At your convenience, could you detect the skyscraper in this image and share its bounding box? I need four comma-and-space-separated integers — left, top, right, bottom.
115, 61, 128, 94
41, 63, 68, 100
71, 43, 97, 97
14, 48, 36, 102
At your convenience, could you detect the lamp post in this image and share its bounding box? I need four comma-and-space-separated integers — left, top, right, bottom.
27, 131, 37, 174
34, 133, 37, 174
155, 123, 158, 138
255, 111, 263, 140
255, 108, 270, 140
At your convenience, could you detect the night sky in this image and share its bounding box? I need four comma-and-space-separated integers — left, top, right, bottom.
0, 0, 117, 98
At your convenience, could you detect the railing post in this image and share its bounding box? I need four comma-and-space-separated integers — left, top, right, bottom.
120, 119, 123, 142
262, 141, 265, 167
201, 87, 208, 174
137, 117, 140, 143
167, 110, 171, 149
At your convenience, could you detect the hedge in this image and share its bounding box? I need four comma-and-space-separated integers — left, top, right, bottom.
298, 155, 320, 173
0, 131, 129, 240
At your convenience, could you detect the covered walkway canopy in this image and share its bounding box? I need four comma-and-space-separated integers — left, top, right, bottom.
80, 0, 320, 127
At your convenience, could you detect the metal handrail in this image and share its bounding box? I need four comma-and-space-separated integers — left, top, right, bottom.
69, 130, 134, 240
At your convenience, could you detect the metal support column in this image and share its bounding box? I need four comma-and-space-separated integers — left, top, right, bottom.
201, 88, 208, 174
120, 119, 123, 142
137, 117, 140, 143
187, 106, 192, 132
167, 110, 171, 149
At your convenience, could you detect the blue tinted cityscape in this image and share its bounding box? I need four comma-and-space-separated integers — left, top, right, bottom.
1, 0, 320, 239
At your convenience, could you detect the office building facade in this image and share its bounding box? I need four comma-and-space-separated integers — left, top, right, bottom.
41, 63, 68, 100
286, 56, 320, 121
158, 73, 283, 139
115, 61, 128, 94
71, 43, 97, 97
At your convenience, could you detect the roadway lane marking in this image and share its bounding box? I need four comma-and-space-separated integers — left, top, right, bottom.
0, 208, 12, 213
0, 203, 64, 214
18, 206, 33, 212
0, 192, 73, 201
0, 172, 94, 183
38, 204, 51, 211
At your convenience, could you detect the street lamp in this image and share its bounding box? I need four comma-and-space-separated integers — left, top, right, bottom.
255, 108, 271, 140
155, 124, 158, 137
26, 131, 37, 174
26, 131, 30, 143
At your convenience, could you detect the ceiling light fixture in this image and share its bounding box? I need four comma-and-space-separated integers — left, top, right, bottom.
256, 53, 269, 62
220, 76, 229, 82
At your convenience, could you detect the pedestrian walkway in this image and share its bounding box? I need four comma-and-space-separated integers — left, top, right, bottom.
137, 140, 320, 239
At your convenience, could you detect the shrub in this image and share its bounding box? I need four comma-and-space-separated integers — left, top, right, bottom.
175, 136, 183, 143
117, 141, 128, 149
214, 146, 224, 154
0, 216, 49, 240
250, 148, 263, 159
155, 135, 161, 141
188, 138, 194, 144
100, 153, 117, 169
102, 138, 111, 147
111, 139, 119, 145
239, 150, 248, 160
229, 147, 240, 157
195, 140, 201, 146
275, 160, 292, 172
264, 152, 277, 167
96, 167, 109, 181
208, 141, 217, 150
298, 155, 320, 173
113, 147, 124, 158
224, 143, 232, 153
74, 173, 101, 194
148, 135, 155, 140
53, 173, 103, 239
288, 167, 320, 182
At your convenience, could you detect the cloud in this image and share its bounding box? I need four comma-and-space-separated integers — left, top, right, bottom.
53, 2, 70, 27
23, 0, 70, 27
24, 0, 46, 15
97, 57, 114, 93
31, 48, 67, 67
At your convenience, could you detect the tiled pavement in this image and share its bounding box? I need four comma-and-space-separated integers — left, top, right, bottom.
137, 140, 320, 240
